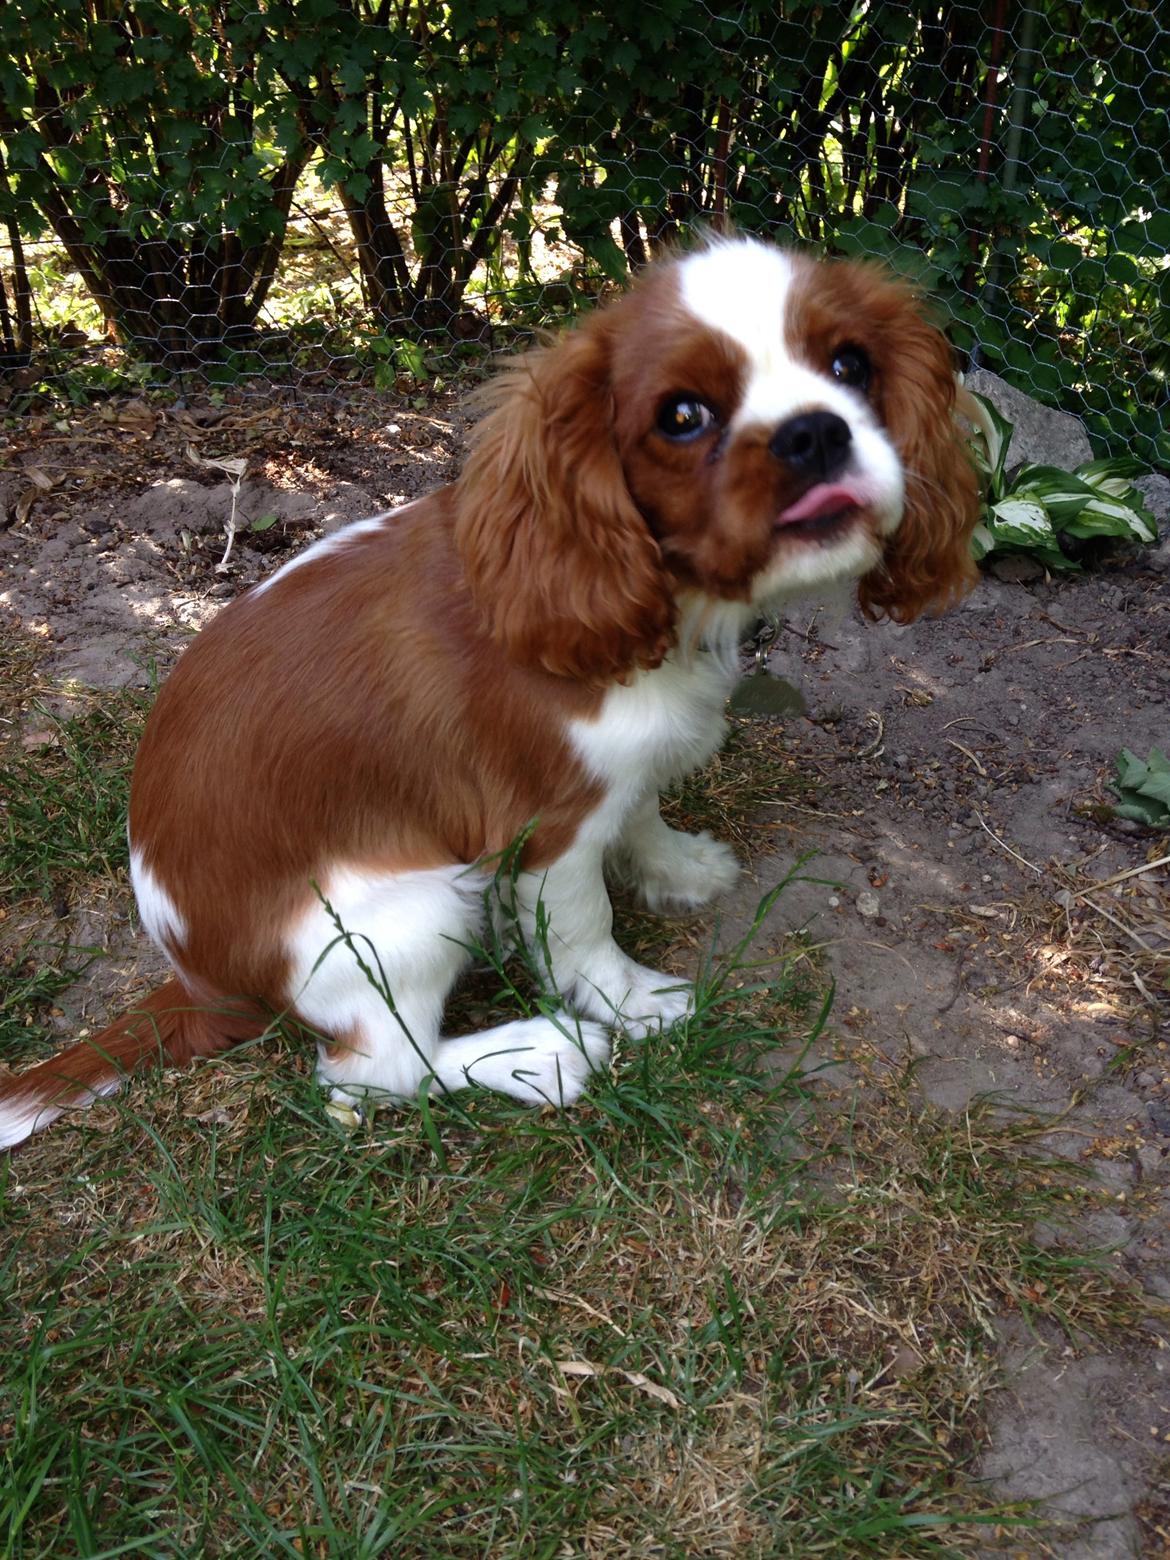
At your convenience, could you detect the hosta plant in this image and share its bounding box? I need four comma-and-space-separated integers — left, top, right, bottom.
1111, 748, 1170, 828
965, 392, 1158, 570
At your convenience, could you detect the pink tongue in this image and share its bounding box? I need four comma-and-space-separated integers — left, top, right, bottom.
777, 483, 863, 525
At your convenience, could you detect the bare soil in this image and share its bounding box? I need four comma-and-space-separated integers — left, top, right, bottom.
2, 393, 1168, 1556
745, 565, 1170, 1559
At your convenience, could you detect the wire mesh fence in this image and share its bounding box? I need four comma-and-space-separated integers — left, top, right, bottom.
1, 0, 1166, 464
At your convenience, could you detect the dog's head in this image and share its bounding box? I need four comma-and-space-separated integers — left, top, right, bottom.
455, 236, 979, 683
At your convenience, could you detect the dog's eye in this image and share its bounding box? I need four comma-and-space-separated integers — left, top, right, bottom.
656, 396, 718, 440
831, 345, 871, 392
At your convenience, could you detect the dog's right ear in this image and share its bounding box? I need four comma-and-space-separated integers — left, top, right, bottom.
454, 312, 676, 685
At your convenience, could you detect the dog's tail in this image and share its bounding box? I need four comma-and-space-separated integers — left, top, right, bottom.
0, 981, 255, 1151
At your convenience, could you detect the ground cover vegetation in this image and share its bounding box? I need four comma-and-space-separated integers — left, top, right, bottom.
2, 3, 1168, 1548
0, 0, 1165, 461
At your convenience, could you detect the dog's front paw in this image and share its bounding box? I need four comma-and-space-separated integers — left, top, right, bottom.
617, 970, 694, 1039
632, 828, 740, 912
487, 1015, 611, 1106
425, 1014, 610, 1107
570, 959, 693, 1039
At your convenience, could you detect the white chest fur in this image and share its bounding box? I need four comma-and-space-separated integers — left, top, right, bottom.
567, 651, 735, 843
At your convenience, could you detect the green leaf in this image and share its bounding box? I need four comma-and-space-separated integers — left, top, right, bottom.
1111, 748, 1170, 827
580, 232, 628, 283
1113, 797, 1169, 825
1057, 497, 1156, 543
1077, 454, 1145, 477
970, 522, 995, 562
964, 393, 1013, 494
988, 497, 1055, 537
1115, 749, 1149, 789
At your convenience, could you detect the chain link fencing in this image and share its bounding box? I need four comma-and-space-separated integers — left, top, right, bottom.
1, 0, 1166, 464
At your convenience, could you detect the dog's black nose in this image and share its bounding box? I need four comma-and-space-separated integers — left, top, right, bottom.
768, 411, 852, 477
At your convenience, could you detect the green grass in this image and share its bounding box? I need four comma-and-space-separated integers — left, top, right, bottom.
0, 901, 1142, 1560
0, 683, 148, 1067
0, 673, 1149, 1558
662, 717, 818, 853
0, 690, 148, 907
0, 940, 100, 1066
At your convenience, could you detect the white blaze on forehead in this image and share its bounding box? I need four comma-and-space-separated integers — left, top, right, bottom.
676, 238, 878, 433
677, 238, 800, 375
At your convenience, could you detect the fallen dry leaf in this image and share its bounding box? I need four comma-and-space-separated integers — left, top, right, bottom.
554, 1359, 680, 1409
116, 399, 159, 437
184, 446, 248, 481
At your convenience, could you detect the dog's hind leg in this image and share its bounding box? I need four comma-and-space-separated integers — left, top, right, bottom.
290, 864, 479, 1107
289, 863, 608, 1111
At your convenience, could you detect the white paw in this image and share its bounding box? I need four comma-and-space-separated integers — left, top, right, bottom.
570, 962, 694, 1039
481, 1015, 610, 1107
627, 829, 740, 912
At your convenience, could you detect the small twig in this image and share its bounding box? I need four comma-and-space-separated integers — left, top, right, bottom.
1073, 892, 1156, 952
217, 477, 242, 573
1000, 636, 1079, 653
855, 939, 918, 974
781, 618, 841, 652
1078, 853, 1170, 894
184, 444, 248, 574
1066, 842, 1110, 872
973, 812, 1044, 875
533, 1287, 629, 1337
763, 802, 862, 823
1037, 610, 1082, 635
940, 716, 1004, 741
947, 738, 989, 777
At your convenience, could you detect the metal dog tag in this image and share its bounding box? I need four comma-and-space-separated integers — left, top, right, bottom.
728, 619, 807, 715
728, 671, 807, 716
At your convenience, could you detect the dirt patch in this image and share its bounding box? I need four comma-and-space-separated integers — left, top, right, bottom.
2, 396, 1169, 1554
0, 394, 469, 685
730, 563, 1170, 1558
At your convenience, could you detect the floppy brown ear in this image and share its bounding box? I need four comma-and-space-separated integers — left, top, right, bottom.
454, 312, 675, 684
858, 295, 980, 624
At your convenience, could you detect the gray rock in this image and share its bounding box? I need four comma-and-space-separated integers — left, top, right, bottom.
1135, 473, 1170, 532
1136, 1144, 1165, 1177
125, 478, 322, 543
965, 367, 1093, 472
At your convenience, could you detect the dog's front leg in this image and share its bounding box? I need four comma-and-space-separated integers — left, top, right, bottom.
608, 791, 740, 912
512, 840, 692, 1037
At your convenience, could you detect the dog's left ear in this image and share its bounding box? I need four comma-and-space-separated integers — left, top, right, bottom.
858, 292, 980, 623
455, 311, 675, 684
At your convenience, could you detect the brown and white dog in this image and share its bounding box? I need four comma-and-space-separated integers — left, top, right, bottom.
1, 236, 978, 1148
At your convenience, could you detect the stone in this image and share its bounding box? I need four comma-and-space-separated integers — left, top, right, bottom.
965, 367, 1093, 473
1135, 473, 1170, 531
990, 553, 1046, 584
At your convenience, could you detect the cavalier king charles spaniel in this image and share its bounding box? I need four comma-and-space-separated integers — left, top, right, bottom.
1, 236, 978, 1148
